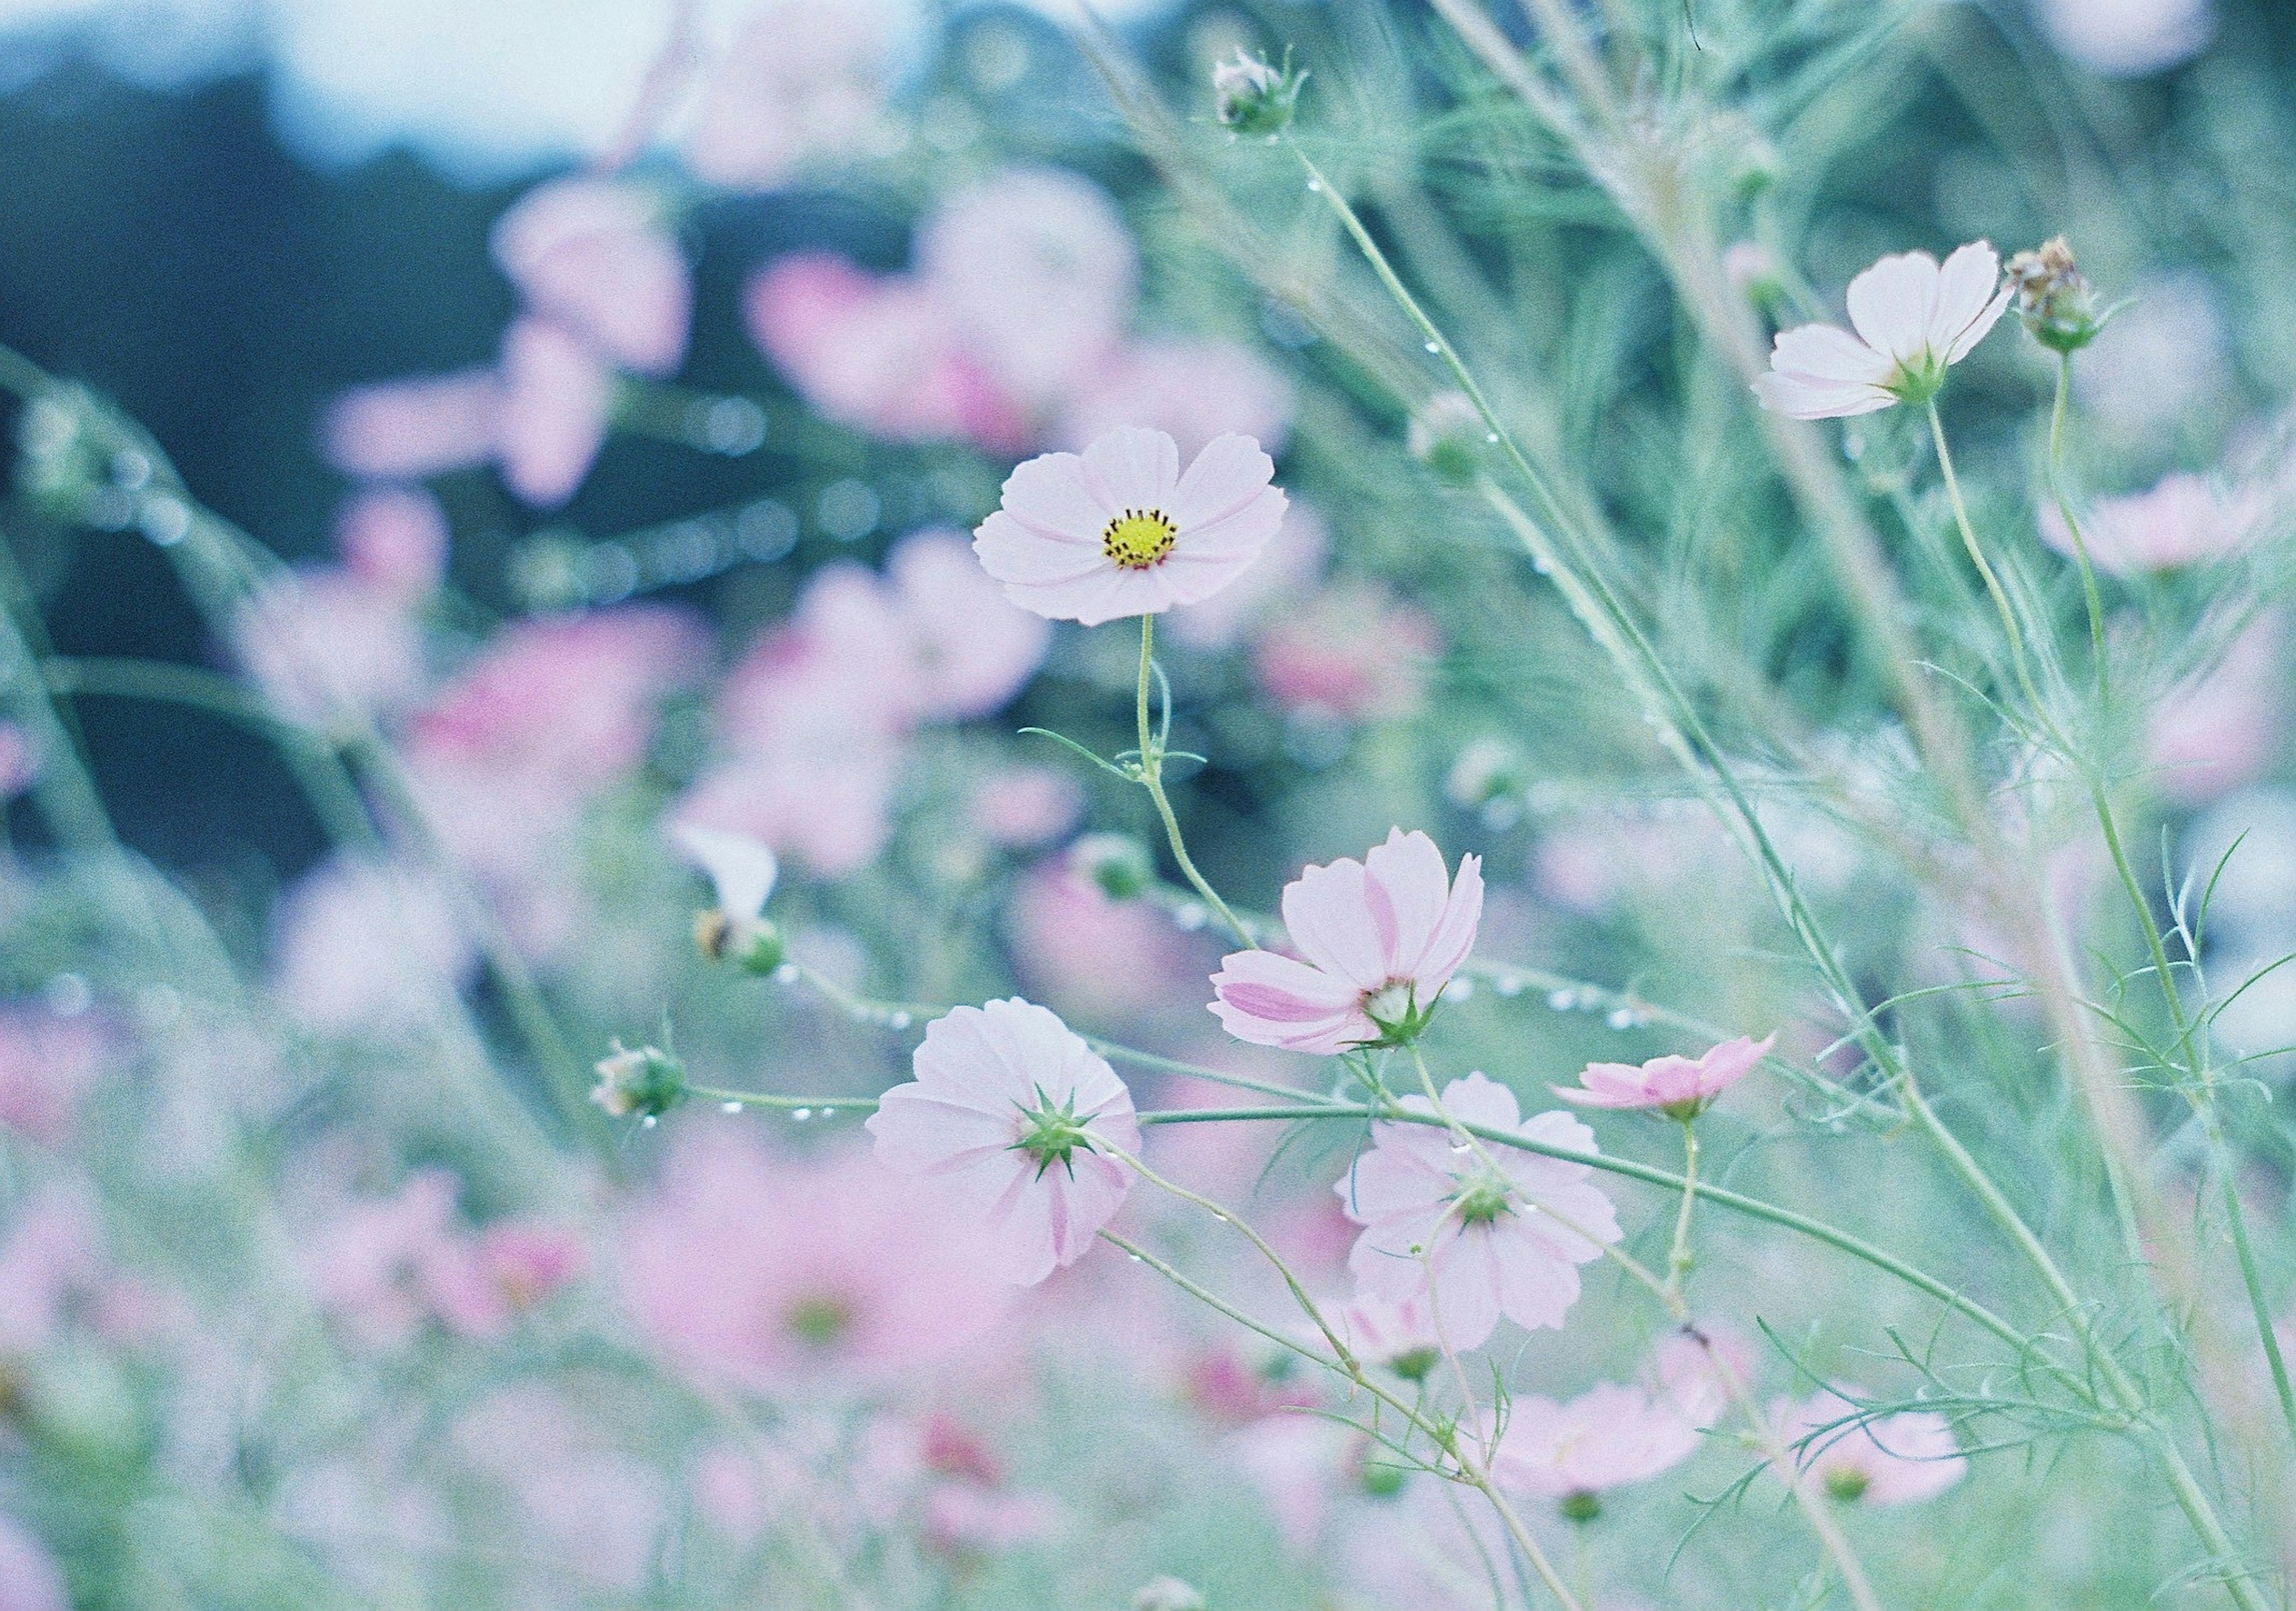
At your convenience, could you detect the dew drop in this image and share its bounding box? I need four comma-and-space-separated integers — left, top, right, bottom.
793, 1108, 813, 1121
888, 1011, 913, 1030
1485, 432, 1499, 443
640, 1115, 658, 1129
1306, 178, 1323, 191
1424, 340, 1440, 353
721, 1101, 742, 1114
773, 962, 801, 984
1607, 1008, 1636, 1031
1547, 988, 1576, 1011
1495, 976, 1523, 998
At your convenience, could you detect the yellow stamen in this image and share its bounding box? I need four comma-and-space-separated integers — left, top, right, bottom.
1102, 507, 1177, 570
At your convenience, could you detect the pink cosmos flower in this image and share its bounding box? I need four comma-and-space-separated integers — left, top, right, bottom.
1252, 580, 1440, 722
319, 370, 499, 481
973, 427, 1289, 626
1754, 243, 2011, 419
969, 765, 1084, 849
230, 568, 428, 729
1776, 1388, 1968, 1505
2040, 472, 2261, 576
453, 1385, 665, 1592
0, 1008, 107, 1146
915, 166, 1138, 408
0, 1512, 66, 1611
491, 176, 690, 377
496, 317, 615, 507
1647, 1326, 1754, 1427
0, 1181, 109, 1355
335, 487, 450, 598
885, 529, 1052, 721
744, 253, 1030, 451
1330, 1289, 1445, 1378
2147, 613, 2286, 805
1165, 501, 1329, 652
1057, 336, 1295, 460
1491, 1381, 1700, 1503
271, 855, 474, 1034
619, 1129, 1012, 1392
1211, 828, 1483, 1054
1558, 1034, 1775, 1117
868, 998, 1141, 1286
1006, 863, 1217, 1028
686, 0, 894, 191
1335, 1072, 1620, 1350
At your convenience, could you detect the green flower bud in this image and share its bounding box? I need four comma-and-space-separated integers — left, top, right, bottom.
591, 1041, 687, 1120
1213, 50, 1305, 137
2005, 237, 2101, 354
1070, 833, 1156, 901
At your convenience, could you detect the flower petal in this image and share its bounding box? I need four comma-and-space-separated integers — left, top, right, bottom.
1077, 426, 1179, 513
1169, 433, 1277, 531
1931, 241, 2005, 360
1845, 250, 1941, 365
999, 449, 1112, 539
1281, 855, 1388, 989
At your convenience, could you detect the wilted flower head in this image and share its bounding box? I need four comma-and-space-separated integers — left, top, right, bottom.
2004, 236, 2102, 354
1213, 49, 1305, 137
592, 1041, 687, 1120
973, 426, 1289, 626
1777, 1389, 1968, 1505
1558, 1034, 1774, 1119
673, 824, 783, 973
1211, 828, 1482, 1053
1491, 1381, 1702, 1518
1336, 1072, 1620, 1349
868, 998, 1140, 1285
1754, 243, 2011, 418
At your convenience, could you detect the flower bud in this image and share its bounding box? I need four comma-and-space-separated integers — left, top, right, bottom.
1213, 49, 1304, 137
2005, 236, 2100, 354
1132, 1578, 1208, 1611
694, 909, 786, 976
1408, 391, 1486, 486
1559, 1488, 1603, 1524
591, 1041, 687, 1120
1068, 832, 1156, 901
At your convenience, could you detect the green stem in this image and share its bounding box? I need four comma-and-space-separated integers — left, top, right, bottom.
1666, 1121, 1700, 1301
1926, 400, 2050, 723
1134, 613, 1253, 947
2048, 352, 2111, 702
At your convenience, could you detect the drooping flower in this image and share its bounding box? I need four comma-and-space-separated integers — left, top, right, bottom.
973, 426, 1288, 626
1776, 1389, 1968, 1505
1330, 1289, 1445, 1381
1557, 1034, 1775, 1119
2039, 472, 2262, 576
1490, 1381, 1701, 1517
672, 823, 783, 972
1753, 243, 2011, 419
491, 176, 691, 377
618, 1130, 1012, 1392
1335, 1072, 1620, 1350
1211, 828, 1482, 1054
868, 998, 1140, 1285
2004, 236, 2101, 354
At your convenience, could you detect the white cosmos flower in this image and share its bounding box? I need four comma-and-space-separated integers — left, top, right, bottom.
1753, 243, 2013, 420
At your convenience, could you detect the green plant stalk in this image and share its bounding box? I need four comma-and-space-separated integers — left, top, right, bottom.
2048, 352, 2111, 701
1135, 613, 1253, 947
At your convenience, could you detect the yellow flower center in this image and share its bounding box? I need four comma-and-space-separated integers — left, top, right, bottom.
1102, 508, 1178, 570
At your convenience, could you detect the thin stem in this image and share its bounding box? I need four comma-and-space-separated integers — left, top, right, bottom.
1666, 1121, 1700, 1302
2048, 351, 2111, 702
684, 1086, 880, 1116
1134, 614, 1253, 947
2222, 1158, 2296, 1453
1926, 401, 2050, 722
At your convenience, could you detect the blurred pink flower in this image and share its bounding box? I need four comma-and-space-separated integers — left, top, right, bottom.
320, 370, 498, 481
1755, 243, 2010, 419
1558, 1034, 1774, 1117
686, 0, 894, 190
619, 1129, 1013, 1392
1228, 1414, 1352, 1552
2035, 0, 2212, 76
453, 1385, 664, 1591
271, 855, 473, 1034
975, 427, 1289, 626
886, 529, 1052, 720
407, 605, 701, 884
299, 1172, 466, 1346
744, 253, 1030, 451
969, 765, 1083, 849
868, 998, 1140, 1286
230, 568, 427, 729
335, 487, 449, 598
1165, 501, 1328, 652
1006, 863, 1213, 1026
496, 317, 615, 507
492, 176, 689, 376
1057, 337, 1294, 460
915, 166, 1138, 408
2147, 613, 2286, 805
1647, 1326, 1754, 1427
1251, 580, 1440, 722
0, 1181, 108, 1355
1776, 1389, 1967, 1505
1336, 1072, 1619, 1350
0, 1513, 66, 1611
2041, 472, 2260, 576
1330, 1289, 1444, 1378
0, 1008, 106, 1146
0, 720, 35, 797
1211, 828, 1483, 1055
1491, 1381, 1700, 1502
